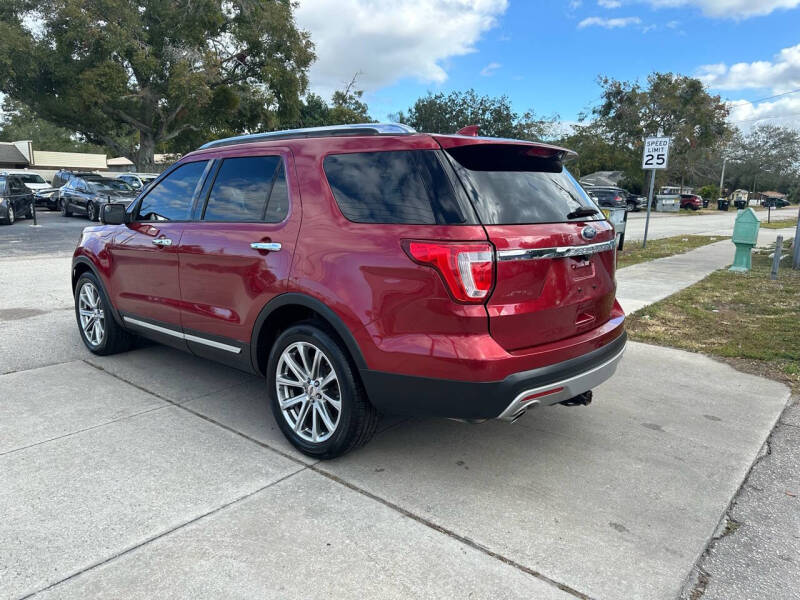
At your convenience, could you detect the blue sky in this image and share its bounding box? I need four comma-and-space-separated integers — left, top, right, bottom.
296, 0, 800, 129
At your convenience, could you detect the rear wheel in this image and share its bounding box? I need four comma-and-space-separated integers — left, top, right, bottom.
74, 272, 133, 355
267, 323, 378, 458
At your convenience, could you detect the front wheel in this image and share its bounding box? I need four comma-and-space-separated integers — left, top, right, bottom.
2, 204, 15, 225
267, 323, 378, 459
87, 201, 98, 221
74, 273, 133, 355
61, 198, 72, 217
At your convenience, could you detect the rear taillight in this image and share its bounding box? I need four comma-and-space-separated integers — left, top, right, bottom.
404, 241, 494, 303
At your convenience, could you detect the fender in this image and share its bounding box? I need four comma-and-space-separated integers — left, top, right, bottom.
250, 292, 368, 373
71, 255, 125, 328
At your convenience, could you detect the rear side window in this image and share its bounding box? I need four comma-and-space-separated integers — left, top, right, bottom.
203, 156, 286, 222
446, 144, 602, 225
137, 160, 207, 221
323, 150, 471, 225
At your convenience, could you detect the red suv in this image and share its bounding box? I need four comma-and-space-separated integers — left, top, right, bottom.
72, 124, 626, 458
680, 194, 702, 210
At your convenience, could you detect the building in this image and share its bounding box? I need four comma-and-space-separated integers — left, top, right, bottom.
0, 140, 180, 181
761, 190, 787, 201
0, 140, 108, 182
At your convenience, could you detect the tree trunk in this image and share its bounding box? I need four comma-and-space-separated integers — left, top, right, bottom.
135, 131, 156, 172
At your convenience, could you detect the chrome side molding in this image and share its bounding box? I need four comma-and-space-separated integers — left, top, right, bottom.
497, 239, 616, 261
122, 316, 242, 354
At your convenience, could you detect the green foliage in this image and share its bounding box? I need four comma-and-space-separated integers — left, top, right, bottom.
591, 73, 732, 188
393, 89, 558, 141
0, 0, 314, 169
697, 184, 719, 200
0, 98, 107, 153
291, 75, 374, 128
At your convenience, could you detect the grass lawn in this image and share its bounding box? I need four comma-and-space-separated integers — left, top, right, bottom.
626, 239, 800, 392
617, 235, 727, 269
760, 218, 798, 230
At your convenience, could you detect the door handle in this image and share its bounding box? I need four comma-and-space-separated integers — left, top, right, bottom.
151, 238, 172, 246
250, 242, 282, 252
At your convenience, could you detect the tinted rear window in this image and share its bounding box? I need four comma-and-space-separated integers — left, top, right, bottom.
446, 144, 602, 225
323, 150, 472, 225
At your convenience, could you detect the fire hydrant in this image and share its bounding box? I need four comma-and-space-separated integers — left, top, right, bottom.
729, 208, 760, 272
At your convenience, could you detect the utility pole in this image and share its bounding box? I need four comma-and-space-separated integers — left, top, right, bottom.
718, 157, 727, 198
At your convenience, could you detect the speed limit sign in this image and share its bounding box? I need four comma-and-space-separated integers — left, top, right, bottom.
642, 137, 670, 169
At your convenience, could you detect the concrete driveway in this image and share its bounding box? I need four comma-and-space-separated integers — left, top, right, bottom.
0, 219, 792, 600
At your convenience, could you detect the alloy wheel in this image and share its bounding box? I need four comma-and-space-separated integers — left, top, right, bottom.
78, 282, 105, 346
8, 205, 14, 224
276, 341, 341, 443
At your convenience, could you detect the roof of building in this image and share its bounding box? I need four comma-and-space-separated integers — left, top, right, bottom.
107, 156, 134, 166
32, 150, 107, 170
579, 170, 624, 187
761, 190, 786, 198
0, 143, 30, 166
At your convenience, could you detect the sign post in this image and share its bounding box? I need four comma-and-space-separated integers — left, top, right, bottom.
641, 136, 670, 248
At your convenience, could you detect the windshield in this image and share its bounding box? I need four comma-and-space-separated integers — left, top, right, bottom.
89, 180, 133, 193
18, 174, 46, 184
446, 144, 602, 225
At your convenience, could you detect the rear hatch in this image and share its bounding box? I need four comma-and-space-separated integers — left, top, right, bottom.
437, 138, 617, 352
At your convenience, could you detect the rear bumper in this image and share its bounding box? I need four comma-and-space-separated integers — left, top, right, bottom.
360, 331, 626, 420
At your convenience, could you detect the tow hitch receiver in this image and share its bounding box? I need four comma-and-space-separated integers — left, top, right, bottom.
559, 390, 593, 407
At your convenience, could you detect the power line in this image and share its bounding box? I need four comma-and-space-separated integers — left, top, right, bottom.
724, 87, 800, 107
729, 111, 800, 124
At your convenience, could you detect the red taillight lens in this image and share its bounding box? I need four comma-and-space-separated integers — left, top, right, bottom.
404, 241, 495, 303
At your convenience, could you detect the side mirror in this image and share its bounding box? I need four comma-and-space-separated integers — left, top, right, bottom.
102, 203, 129, 225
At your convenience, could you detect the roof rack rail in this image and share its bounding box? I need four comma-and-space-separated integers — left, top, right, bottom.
199, 123, 416, 150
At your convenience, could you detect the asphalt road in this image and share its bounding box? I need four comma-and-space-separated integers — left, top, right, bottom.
0, 207, 795, 600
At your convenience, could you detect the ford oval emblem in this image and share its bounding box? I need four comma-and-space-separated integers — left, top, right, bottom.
581, 225, 598, 241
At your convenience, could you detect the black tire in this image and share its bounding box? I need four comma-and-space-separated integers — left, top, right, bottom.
625, 201, 635, 212
61, 197, 72, 217
3, 203, 15, 225
74, 272, 134, 355
24, 202, 33, 219
87, 201, 98, 222
267, 322, 378, 459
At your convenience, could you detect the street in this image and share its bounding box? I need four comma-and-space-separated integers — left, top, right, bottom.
0, 210, 793, 599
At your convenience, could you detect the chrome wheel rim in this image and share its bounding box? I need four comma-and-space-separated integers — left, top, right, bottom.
8, 205, 14, 223
78, 282, 105, 346
276, 341, 341, 443
88, 202, 95, 220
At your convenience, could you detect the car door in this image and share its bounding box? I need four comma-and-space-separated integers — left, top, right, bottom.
106, 159, 211, 348
177, 150, 300, 367
8, 177, 28, 215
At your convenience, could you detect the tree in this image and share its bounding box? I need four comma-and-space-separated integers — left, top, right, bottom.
591, 73, 732, 189
292, 74, 374, 128
0, 98, 107, 153
723, 124, 800, 196
0, 0, 314, 170
557, 122, 639, 187
393, 89, 558, 141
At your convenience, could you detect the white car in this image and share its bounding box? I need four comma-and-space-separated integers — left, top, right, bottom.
115, 172, 159, 192
0, 170, 50, 193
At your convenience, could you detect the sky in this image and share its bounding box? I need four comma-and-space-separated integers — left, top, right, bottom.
294, 0, 800, 131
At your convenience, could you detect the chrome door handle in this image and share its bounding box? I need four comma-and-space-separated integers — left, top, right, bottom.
151, 238, 172, 246
250, 242, 282, 252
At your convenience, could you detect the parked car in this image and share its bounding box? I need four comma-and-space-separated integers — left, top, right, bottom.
0, 174, 35, 225
116, 172, 159, 192
60, 176, 137, 221
761, 197, 790, 208
583, 186, 632, 211
72, 123, 626, 458
680, 194, 703, 210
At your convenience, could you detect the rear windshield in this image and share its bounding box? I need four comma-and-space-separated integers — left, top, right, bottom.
445, 144, 602, 224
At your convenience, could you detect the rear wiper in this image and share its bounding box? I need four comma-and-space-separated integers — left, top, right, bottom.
566, 207, 599, 219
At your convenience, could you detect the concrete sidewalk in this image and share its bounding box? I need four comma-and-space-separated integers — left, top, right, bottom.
616, 228, 795, 314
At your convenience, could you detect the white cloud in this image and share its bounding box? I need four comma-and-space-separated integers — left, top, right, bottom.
578, 15, 641, 28
295, 0, 508, 97
727, 96, 800, 129
480, 62, 502, 76
598, 0, 621, 7
697, 43, 800, 92
643, 0, 800, 18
